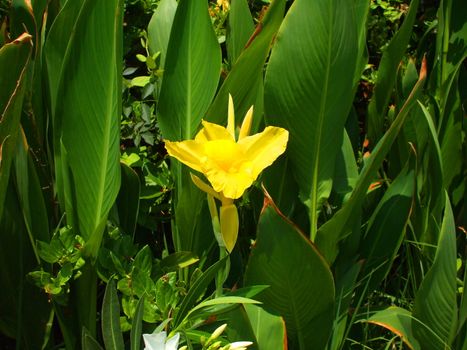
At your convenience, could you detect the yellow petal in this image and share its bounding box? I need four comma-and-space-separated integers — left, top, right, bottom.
238, 126, 289, 179
203, 160, 255, 199
238, 106, 253, 140
227, 94, 236, 140
164, 140, 205, 172
195, 120, 233, 142
220, 204, 239, 253
190, 173, 221, 200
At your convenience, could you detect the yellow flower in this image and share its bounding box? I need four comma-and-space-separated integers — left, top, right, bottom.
165, 96, 289, 200
164, 95, 288, 252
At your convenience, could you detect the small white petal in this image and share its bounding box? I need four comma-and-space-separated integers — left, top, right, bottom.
230, 341, 253, 349
143, 331, 167, 350
165, 332, 180, 350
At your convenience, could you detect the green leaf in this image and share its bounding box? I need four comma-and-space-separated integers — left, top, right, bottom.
0, 33, 32, 219
147, 0, 177, 69
315, 59, 427, 264
132, 245, 152, 279
159, 251, 199, 272
116, 163, 140, 238
102, 280, 125, 350
157, 0, 221, 141
130, 297, 145, 350
264, 0, 361, 239
412, 194, 458, 349
0, 182, 51, 349
206, 0, 286, 131
358, 150, 415, 295
226, 0, 254, 65
156, 0, 221, 257
367, 0, 420, 142
13, 130, 50, 246
244, 304, 287, 350
82, 327, 104, 350
8, 0, 35, 42
185, 296, 260, 321
173, 256, 227, 327
244, 195, 335, 349
363, 306, 421, 350
331, 130, 359, 207
45, 0, 122, 258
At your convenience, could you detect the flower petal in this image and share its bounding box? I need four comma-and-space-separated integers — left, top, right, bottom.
230, 341, 254, 349
238, 126, 289, 178
238, 106, 253, 140
164, 140, 205, 172
220, 204, 239, 253
203, 160, 255, 199
190, 173, 221, 200
165, 333, 180, 350
227, 94, 236, 139
195, 120, 233, 142
143, 331, 167, 350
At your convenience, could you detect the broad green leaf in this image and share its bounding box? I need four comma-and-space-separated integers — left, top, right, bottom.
244, 304, 287, 350
116, 163, 140, 238
359, 151, 415, 295
244, 194, 335, 349
438, 64, 465, 207
315, 59, 427, 264
0, 33, 32, 220
364, 306, 421, 350
147, 0, 177, 69
226, 0, 254, 65
159, 251, 199, 272
417, 102, 444, 214
328, 261, 362, 350
413, 194, 458, 349
264, 0, 360, 239
262, 154, 302, 219
459, 264, 467, 334
156, 0, 221, 257
14, 129, 50, 244
331, 130, 359, 207
8, 0, 35, 42
187, 296, 260, 318
82, 328, 104, 350
157, 0, 221, 141
102, 280, 125, 350
221, 307, 258, 350
206, 0, 286, 132
367, 0, 420, 143
173, 256, 228, 327
0, 181, 51, 349
130, 297, 145, 350
45, 0, 122, 257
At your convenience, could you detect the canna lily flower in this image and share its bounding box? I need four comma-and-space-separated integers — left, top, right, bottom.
165, 95, 288, 252
165, 95, 288, 200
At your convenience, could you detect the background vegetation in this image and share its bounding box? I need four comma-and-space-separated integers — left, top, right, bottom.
0, 0, 465, 349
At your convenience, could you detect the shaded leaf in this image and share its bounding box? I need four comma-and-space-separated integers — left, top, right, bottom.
364, 306, 420, 350
245, 192, 335, 349
367, 0, 420, 142
412, 194, 458, 349
102, 280, 125, 350
157, 0, 221, 141
264, 0, 361, 238
46, 0, 123, 259
315, 59, 426, 264
147, 0, 177, 69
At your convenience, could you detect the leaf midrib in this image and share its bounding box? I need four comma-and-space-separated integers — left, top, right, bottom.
310, 1, 334, 240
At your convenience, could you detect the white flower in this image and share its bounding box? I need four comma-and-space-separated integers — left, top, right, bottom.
143, 331, 180, 350
230, 341, 253, 350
